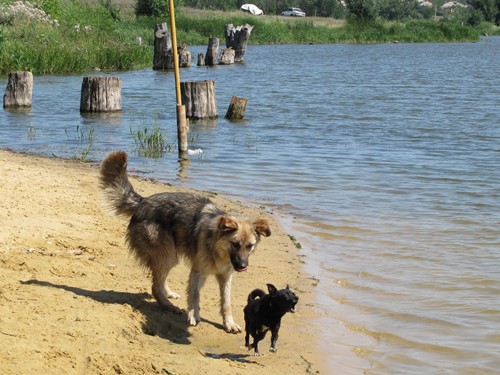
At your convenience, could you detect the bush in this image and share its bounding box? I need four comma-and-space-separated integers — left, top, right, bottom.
465, 9, 485, 26
344, 0, 378, 20
135, 0, 169, 17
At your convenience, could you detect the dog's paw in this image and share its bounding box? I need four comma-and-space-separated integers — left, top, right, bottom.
224, 321, 241, 334
254, 351, 262, 357
187, 310, 200, 326
167, 291, 181, 299
223, 315, 241, 333
269, 347, 277, 353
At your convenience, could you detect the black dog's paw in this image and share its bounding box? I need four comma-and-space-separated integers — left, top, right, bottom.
269, 347, 277, 353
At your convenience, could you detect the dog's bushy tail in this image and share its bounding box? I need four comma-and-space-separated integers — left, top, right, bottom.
99, 151, 142, 217
247, 288, 266, 305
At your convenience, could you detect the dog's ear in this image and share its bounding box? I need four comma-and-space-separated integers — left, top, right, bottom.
218, 216, 239, 233
267, 284, 278, 294
286, 284, 290, 290
253, 219, 271, 237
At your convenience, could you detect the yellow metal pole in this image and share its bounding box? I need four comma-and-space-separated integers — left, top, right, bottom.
168, 0, 181, 106
168, 0, 188, 155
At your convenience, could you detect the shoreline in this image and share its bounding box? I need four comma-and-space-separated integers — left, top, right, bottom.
0, 149, 324, 374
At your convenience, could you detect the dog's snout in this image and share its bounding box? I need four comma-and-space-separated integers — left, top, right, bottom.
230, 252, 248, 272
235, 258, 248, 272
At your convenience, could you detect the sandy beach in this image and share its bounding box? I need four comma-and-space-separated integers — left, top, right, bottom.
0, 149, 322, 374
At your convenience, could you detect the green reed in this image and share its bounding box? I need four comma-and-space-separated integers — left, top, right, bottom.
130, 123, 171, 158
27, 126, 36, 140
65, 125, 94, 144
63, 125, 94, 161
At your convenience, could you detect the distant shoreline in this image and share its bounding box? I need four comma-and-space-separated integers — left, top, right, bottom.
0, 2, 495, 75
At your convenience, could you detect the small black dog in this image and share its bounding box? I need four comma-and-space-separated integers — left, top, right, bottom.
244, 283, 299, 356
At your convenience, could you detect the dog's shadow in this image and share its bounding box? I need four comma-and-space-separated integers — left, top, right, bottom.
20, 279, 191, 344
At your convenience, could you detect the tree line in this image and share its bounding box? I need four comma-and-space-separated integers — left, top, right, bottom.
136, 0, 499, 24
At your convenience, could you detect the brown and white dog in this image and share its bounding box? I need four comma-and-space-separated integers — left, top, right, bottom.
99, 151, 271, 333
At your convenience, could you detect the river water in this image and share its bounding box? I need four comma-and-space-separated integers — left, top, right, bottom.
1, 37, 499, 374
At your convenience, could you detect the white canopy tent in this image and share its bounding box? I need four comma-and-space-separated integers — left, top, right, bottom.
240, 4, 264, 15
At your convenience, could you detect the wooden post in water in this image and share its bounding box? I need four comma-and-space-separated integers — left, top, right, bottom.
180, 80, 217, 119
3, 71, 33, 108
197, 52, 205, 66
205, 38, 219, 66
225, 96, 248, 120
219, 48, 235, 65
225, 24, 253, 62
178, 43, 191, 68
80, 76, 122, 113
153, 22, 173, 70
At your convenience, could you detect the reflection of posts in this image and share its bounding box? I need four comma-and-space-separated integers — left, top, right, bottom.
80, 77, 122, 113
3, 71, 33, 108
177, 156, 191, 180
177, 104, 188, 154
180, 80, 217, 120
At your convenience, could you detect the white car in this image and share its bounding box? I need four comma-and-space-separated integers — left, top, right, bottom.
281, 7, 306, 17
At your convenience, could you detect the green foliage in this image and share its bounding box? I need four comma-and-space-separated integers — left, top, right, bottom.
131, 123, 171, 158
463, 8, 485, 26
38, 0, 64, 19
466, 0, 499, 23
378, 0, 425, 21
134, 0, 185, 17
341, 18, 480, 42
344, 0, 379, 20
65, 125, 95, 161
135, 0, 169, 17
102, 0, 121, 21
0, 0, 152, 74
0, 2, 488, 75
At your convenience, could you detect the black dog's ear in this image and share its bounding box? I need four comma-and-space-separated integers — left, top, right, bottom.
267, 284, 277, 294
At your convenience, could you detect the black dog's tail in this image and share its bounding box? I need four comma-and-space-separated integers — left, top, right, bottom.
99, 151, 143, 217
247, 288, 266, 304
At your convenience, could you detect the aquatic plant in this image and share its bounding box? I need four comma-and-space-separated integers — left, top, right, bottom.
65, 125, 94, 144
130, 124, 171, 158
27, 126, 36, 140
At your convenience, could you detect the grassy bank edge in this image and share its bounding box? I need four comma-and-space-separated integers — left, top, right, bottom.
0, 3, 498, 75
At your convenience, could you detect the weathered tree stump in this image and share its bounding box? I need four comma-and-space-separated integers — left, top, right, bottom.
219, 48, 235, 65
180, 80, 217, 120
197, 52, 205, 66
225, 24, 254, 62
153, 22, 173, 70
3, 71, 33, 108
80, 76, 122, 113
205, 38, 219, 66
179, 43, 191, 68
225, 96, 248, 120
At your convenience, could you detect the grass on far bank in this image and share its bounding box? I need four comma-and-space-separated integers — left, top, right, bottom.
0, 2, 498, 75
